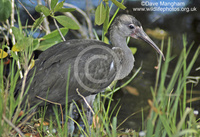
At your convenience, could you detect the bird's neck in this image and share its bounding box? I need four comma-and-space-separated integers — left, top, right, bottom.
110, 31, 135, 80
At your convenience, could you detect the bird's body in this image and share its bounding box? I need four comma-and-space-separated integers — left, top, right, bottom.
15, 14, 164, 107
20, 39, 127, 105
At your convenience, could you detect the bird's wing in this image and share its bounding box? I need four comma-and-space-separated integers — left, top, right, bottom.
16, 39, 120, 106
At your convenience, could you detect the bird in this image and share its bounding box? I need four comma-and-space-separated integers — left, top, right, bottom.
15, 14, 165, 108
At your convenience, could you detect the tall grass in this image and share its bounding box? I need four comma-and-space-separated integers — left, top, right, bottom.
146, 35, 200, 137
0, 46, 22, 136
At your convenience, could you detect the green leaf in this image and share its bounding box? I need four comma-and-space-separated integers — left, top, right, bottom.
37, 28, 68, 51
56, 8, 76, 12
37, 39, 62, 51
16, 10, 22, 34
33, 16, 45, 28
54, 1, 64, 12
103, 4, 110, 33
35, 5, 50, 16
41, 6, 50, 16
111, 0, 126, 10
32, 39, 40, 50
42, 28, 68, 39
24, 37, 34, 49
12, 27, 23, 41
129, 47, 137, 55
14, 37, 33, 51
54, 15, 79, 30
95, 2, 106, 25
51, 0, 58, 10
12, 26, 35, 51
0, 0, 11, 21
35, 5, 45, 12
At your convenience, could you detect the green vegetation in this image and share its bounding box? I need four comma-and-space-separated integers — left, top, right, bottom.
146, 36, 200, 137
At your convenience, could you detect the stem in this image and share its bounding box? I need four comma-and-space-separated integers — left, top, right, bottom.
10, 0, 23, 78
53, 18, 66, 41
12, 67, 30, 123
17, 0, 46, 31
38, 0, 51, 34
63, 3, 94, 39
3, 115, 25, 137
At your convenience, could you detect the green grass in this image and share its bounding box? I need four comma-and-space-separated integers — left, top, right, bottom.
146, 35, 200, 137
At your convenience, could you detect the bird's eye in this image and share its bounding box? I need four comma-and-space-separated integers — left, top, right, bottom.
129, 24, 135, 29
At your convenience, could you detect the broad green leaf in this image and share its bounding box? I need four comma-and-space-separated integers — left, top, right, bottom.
35, 5, 46, 12
56, 8, 76, 12
0, 49, 8, 58
0, 0, 11, 21
37, 39, 62, 51
95, 2, 106, 25
54, 1, 64, 12
41, 6, 50, 16
54, 15, 79, 30
33, 16, 45, 28
32, 39, 40, 50
42, 28, 68, 39
129, 47, 137, 55
111, 0, 126, 10
37, 28, 69, 51
103, 4, 110, 33
51, 0, 58, 10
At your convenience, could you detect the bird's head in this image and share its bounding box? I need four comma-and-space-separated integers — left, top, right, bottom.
112, 14, 165, 60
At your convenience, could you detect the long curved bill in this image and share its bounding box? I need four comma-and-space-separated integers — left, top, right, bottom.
132, 26, 165, 61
